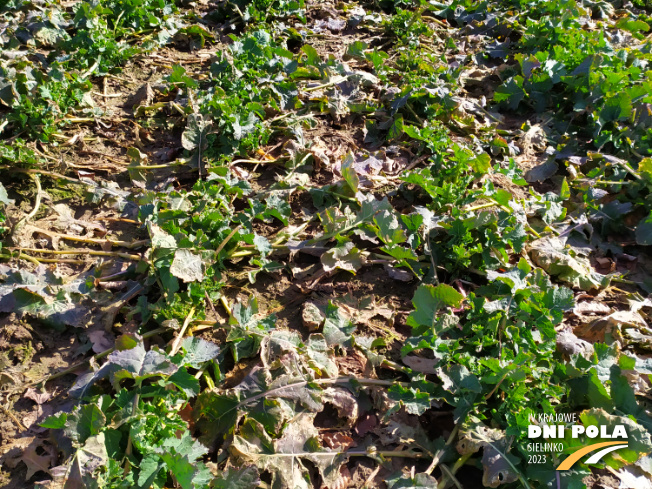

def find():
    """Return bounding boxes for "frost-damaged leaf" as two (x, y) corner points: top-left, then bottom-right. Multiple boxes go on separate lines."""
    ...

(170, 249), (204, 282)
(321, 242), (363, 274)
(232, 415), (348, 489)
(579, 408), (652, 469)
(385, 262), (413, 282)
(148, 222), (177, 249)
(265, 194), (292, 225)
(374, 209), (407, 245)
(20, 438), (53, 480)
(529, 237), (610, 291)
(313, 195), (393, 243)
(617, 467), (652, 489)
(487, 260), (529, 293)
(402, 355), (438, 374)
(556, 328), (594, 358)
(182, 113), (212, 152)
(127, 146), (149, 185)
(212, 466), (260, 489)
(302, 302), (325, 331)
(0, 182), (14, 205)
(322, 302), (356, 346)
(407, 284), (464, 333)
(387, 472), (438, 489)
(70, 342), (177, 397)
(227, 296), (276, 361)
(195, 339), (329, 445)
(322, 387), (359, 427)
(0, 265), (92, 330)
(67, 433), (108, 488)
(457, 421), (520, 488)
(178, 337), (220, 369)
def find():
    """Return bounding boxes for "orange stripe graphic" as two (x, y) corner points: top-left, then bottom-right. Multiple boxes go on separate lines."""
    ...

(557, 441), (625, 471)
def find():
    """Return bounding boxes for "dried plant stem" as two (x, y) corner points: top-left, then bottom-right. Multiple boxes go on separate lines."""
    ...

(215, 225), (243, 256)
(20, 255), (86, 265)
(0, 404), (27, 432)
(269, 449), (427, 459)
(436, 453), (472, 489)
(220, 296), (232, 316)
(92, 91), (124, 98)
(170, 306), (196, 356)
(127, 161), (186, 170)
(29, 227), (149, 249)
(426, 424), (460, 475)
(231, 158), (280, 165)
(9, 247), (143, 261)
(16, 253), (41, 266)
(362, 464), (381, 489)
(463, 201), (499, 213)
(0, 166), (81, 184)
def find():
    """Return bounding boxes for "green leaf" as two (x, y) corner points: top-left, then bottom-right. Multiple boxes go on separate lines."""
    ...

(599, 92), (632, 124)
(65, 404), (106, 444)
(194, 392), (241, 444)
(560, 178), (571, 200)
(138, 455), (164, 488)
(388, 114), (404, 141)
(437, 365), (483, 395)
(346, 41), (368, 59)
(387, 381), (435, 416)
(127, 146), (149, 184)
(228, 296), (276, 361)
(40, 412), (68, 430)
(302, 45), (320, 66)
(381, 244), (418, 262)
(469, 153), (491, 174)
(579, 408), (652, 469)
(156, 435), (211, 489)
(341, 153), (359, 194)
(636, 213), (652, 245)
(407, 284), (464, 331)
(494, 76), (526, 110)
(168, 367), (200, 397)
